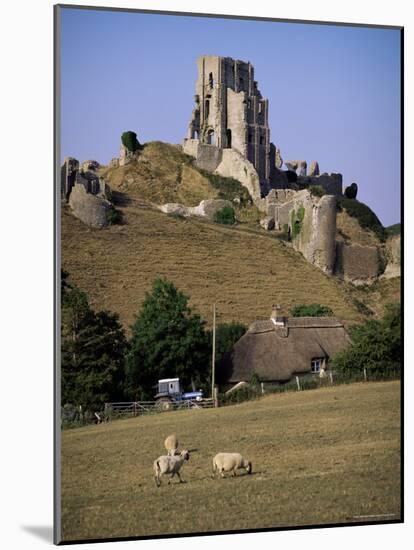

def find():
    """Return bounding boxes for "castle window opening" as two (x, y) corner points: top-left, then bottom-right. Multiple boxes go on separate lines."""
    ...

(207, 129), (216, 145)
(239, 77), (244, 90)
(260, 136), (264, 145)
(226, 129), (232, 149)
(247, 99), (252, 109)
(205, 99), (210, 119)
(209, 72), (214, 88)
(248, 133), (253, 144)
(258, 102), (263, 113)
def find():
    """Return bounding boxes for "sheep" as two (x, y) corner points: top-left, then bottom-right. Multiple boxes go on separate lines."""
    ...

(164, 434), (179, 456)
(153, 450), (190, 487)
(212, 452), (252, 478)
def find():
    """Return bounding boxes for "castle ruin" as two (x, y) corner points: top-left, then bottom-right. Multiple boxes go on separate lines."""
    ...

(61, 157), (113, 228)
(183, 55), (342, 199)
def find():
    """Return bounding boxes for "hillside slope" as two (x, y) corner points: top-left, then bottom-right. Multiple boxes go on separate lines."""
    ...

(62, 199), (377, 331)
(62, 141), (399, 329)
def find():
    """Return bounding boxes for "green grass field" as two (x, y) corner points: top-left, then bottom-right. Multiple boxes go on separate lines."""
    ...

(61, 381), (401, 542)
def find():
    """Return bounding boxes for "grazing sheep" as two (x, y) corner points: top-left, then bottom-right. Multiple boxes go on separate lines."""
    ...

(153, 450), (190, 487)
(212, 453), (252, 478)
(164, 434), (179, 456)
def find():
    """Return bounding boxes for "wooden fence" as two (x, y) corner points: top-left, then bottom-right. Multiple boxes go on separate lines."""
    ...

(105, 398), (215, 417)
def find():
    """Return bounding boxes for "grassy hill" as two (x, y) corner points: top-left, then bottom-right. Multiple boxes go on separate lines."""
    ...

(62, 141), (399, 330)
(62, 201), (368, 330)
(61, 380), (401, 542)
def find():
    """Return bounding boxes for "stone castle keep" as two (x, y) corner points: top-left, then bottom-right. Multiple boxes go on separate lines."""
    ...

(184, 56), (271, 183)
(183, 55), (342, 200)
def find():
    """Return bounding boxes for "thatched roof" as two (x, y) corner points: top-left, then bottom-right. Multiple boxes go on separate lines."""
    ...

(218, 317), (351, 384)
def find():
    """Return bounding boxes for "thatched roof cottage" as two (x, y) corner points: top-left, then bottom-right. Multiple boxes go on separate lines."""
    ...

(218, 311), (351, 386)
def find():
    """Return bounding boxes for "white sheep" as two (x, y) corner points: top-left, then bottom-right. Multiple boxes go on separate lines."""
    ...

(212, 452), (252, 478)
(153, 450), (190, 487)
(164, 434), (179, 456)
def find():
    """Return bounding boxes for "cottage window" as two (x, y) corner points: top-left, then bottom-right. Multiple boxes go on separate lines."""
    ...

(311, 358), (323, 373)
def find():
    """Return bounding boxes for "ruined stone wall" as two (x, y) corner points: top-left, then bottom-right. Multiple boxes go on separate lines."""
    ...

(194, 144), (223, 172)
(61, 157), (79, 201)
(297, 173), (343, 195)
(227, 88), (247, 156)
(335, 242), (381, 284)
(383, 235), (401, 278)
(260, 189), (337, 274)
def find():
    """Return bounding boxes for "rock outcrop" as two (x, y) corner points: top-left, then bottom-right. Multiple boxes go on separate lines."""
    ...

(69, 184), (112, 228)
(160, 199), (233, 220)
(214, 149), (261, 202)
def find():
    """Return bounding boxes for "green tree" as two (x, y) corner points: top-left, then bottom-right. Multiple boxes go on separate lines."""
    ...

(61, 284), (128, 409)
(126, 279), (210, 399)
(209, 321), (246, 365)
(332, 303), (401, 377)
(290, 304), (334, 317)
(121, 131), (141, 153)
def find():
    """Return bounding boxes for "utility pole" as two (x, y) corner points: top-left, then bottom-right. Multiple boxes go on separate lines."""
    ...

(211, 303), (216, 399)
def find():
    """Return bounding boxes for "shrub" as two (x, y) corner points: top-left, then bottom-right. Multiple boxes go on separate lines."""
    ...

(108, 207), (123, 225)
(386, 223), (401, 237)
(309, 185), (326, 197)
(201, 171), (252, 206)
(213, 206), (236, 225)
(291, 206), (305, 239)
(352, 298), (374, 317)
(121, 131), (142, 153)
(331, 303), (401, 378)
(290, 304), (334, 317)
(219, 384), (259, 405)
(344, 182), (358, 199)
(338, 198), (385, 242)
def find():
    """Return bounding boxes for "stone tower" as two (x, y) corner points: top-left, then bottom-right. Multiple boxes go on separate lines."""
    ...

(185, 55), (271, 185)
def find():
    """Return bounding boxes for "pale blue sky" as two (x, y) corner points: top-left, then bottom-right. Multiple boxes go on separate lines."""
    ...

(60, 7), (401, 226)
